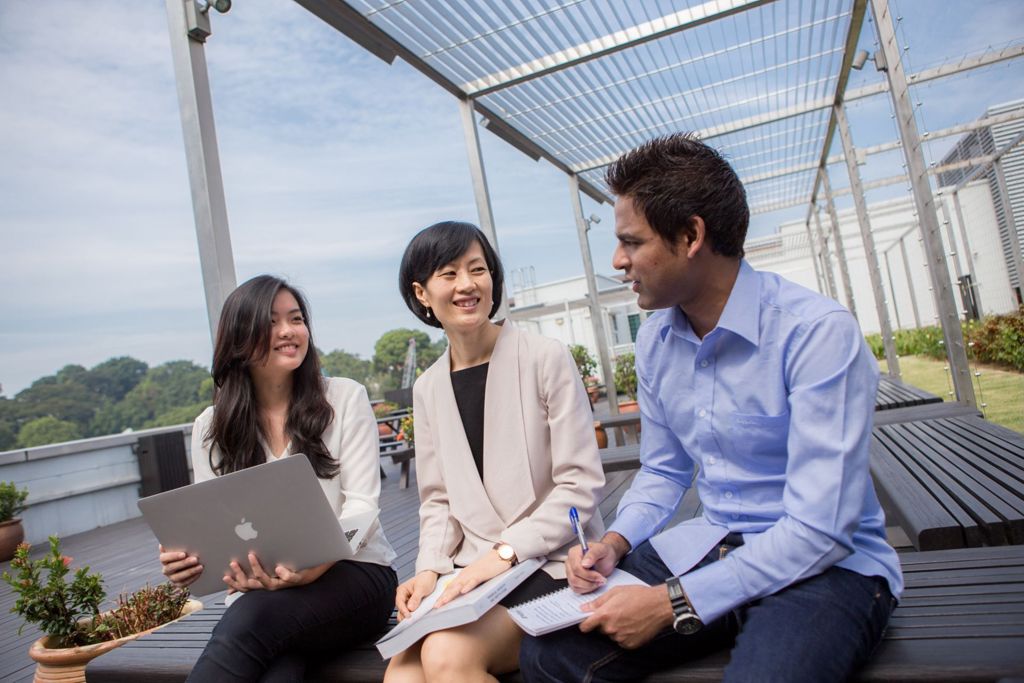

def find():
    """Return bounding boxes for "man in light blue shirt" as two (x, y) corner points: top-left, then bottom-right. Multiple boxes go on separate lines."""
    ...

(520, 134), (902, 682)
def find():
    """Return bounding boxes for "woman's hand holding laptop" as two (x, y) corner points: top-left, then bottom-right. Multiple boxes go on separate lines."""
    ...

(159, 544), (202, 587)
(223, 553), (333, 593)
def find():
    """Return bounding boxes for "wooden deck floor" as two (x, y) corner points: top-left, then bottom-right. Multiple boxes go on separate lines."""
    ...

(0, 460), (668, 682)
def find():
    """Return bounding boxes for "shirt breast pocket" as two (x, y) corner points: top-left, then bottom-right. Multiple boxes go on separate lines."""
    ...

(728, 412), (790, 460)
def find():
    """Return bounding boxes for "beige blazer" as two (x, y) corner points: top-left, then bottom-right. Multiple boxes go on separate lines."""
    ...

(413, 322), (605, 579)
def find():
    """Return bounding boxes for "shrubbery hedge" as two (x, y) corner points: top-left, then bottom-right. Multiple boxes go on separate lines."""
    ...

(865, 307), (1024, 372)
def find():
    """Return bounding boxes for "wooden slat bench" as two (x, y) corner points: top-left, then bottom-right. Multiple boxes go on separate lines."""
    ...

(875, 374), (944, 411)
(87, 544), (1024, 682)
(870, 414), (1024, 551)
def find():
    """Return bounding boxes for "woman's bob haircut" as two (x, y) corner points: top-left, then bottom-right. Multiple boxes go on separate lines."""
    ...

(398, 221), (505, 329)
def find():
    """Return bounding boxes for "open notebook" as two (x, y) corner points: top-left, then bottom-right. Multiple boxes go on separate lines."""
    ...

(508, 568), (648, 636)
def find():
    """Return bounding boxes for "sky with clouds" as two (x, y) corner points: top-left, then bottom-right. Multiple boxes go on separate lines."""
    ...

(1, 0), (1022, 396)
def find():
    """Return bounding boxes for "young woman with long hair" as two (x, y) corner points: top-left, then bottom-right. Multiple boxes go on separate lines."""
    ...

(383, 222), (606, 682)
(159, 274), (397, 682)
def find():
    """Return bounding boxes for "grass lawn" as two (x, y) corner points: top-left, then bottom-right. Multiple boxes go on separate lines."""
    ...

(879, 355), (1024, 434)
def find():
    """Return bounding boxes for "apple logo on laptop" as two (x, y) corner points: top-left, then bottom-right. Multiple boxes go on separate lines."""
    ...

(235, 518), (258, 541)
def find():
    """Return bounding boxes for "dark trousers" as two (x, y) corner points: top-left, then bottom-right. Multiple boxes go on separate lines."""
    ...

(519, 540), (895, 683)
(187, 560), (397, 683)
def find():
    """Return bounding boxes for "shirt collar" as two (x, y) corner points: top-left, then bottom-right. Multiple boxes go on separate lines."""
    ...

(659, 260), (760, 347)
(715, 260), (760, 347)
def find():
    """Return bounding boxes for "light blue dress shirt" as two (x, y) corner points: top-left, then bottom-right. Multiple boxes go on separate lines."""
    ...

(609, 261), (903, 624)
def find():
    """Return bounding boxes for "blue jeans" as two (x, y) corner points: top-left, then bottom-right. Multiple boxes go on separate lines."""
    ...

(519, 540), (895, 683)
(186, 560), (396, 683)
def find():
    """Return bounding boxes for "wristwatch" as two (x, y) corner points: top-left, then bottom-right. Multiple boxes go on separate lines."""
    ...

(493, 542), (518, 566)
(666, 576), (703, 635)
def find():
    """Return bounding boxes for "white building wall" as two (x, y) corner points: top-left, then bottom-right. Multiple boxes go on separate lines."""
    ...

(755, 186), (1017, 335)
(509, 274), (647, 384)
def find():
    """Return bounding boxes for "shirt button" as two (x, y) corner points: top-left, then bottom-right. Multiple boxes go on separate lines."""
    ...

(708, 456), (717, 465)
(731, 513), (739, 520)
(700, 360), (709, 368)
(725, 491), (734, 499)
(698, 409), (707, 418)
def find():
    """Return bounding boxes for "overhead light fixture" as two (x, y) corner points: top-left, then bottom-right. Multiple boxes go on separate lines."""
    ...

(187, 0), (230, 41)
(850, 49), (888, 73)
(199, 0), (232, 13)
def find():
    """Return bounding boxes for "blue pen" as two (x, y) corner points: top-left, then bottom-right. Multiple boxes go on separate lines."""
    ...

(569, 506), (589, 554)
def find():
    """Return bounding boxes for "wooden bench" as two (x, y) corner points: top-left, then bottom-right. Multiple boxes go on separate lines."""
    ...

(875, 374), (944, 411)
(87, 544), (1024, 682)
(870, 414), (1024, 551)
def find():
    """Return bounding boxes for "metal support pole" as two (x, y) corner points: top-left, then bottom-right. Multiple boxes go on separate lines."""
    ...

(870, 0), (975, 406)
(951, 190), (984, 315)
(813, 206), (839, 299)
(805, 220), (825, 293)
(937, 196), (969, 318)
(569, 174), (618, 414)
(883, 251), (903, 331)
(165, 0), (236, 341)
(819, 168), (859, 320)
(458, 97), (508, 319)
(835, 104), (898, 374)
(993, 159), (1024, 298)
(898, 237), (922, 329)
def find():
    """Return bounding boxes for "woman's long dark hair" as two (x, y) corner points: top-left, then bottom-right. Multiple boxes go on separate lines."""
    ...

(206, 275), (338, 479)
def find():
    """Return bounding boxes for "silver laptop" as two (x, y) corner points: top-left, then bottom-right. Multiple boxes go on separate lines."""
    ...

(138, 454), (377, 597)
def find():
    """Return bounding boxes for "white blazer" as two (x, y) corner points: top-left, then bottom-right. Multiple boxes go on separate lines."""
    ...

(413, 322), (605, 578)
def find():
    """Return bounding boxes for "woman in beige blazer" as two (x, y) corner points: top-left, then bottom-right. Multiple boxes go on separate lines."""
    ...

(384, 221), (606, 683)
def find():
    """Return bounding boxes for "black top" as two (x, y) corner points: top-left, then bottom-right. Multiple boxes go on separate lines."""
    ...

(450, 362), (488, 479)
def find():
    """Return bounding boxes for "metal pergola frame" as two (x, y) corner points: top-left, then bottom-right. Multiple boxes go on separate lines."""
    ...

(165, 0), (1024, 409)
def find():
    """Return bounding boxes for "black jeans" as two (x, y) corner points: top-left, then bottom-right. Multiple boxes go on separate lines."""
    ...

(520, 539), (895, 683)
(187, 560), (397, 683)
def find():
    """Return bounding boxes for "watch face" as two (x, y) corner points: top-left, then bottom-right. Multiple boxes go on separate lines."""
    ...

(497, 544), (515, 561)
(673, 614), (702, 635)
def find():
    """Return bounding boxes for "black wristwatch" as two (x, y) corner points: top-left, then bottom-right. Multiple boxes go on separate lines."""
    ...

(666, 576), (703, 635)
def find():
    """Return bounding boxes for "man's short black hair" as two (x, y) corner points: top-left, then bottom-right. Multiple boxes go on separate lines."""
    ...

(606, 133), (748, 258)
(398, 221), (505, 328)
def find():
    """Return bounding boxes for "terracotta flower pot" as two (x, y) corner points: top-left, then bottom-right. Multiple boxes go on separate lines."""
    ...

(618, 400), (640, 413)
(593, 421), (609, 449)
(27, 598), (203, 682)
(0, 517), (25, 561)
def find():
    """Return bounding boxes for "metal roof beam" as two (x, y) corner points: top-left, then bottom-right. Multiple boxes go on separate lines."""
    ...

(741, 105), (1024, 185)
(749, 153), (1003, 214)
(571, 42), (1024, 174)
(463, 0), (778, 97)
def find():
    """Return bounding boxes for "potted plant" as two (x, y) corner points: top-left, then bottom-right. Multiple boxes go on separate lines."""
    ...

(569, 344), (600, 405)
(614, 353), (639, 412)
(396, 414), (414, 446)
(0, 480), (29, 561)
(2, 536), (202, 682)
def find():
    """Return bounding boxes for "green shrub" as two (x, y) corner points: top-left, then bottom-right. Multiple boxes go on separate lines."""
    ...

(0, 481), (29, 522)
(613, 353), (638, 402)
(863, 307), (1024, 372)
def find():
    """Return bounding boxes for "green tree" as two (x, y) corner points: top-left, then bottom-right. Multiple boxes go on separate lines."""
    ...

(17, 416), (82, 448)
(320, 348), (372, 384)
(114, 360), (209, 431)
(145, 402), (210, 428)
(15, 380), (103, 430)
(373, 329), (444, 386)
(0, 398), (17, 451)
(83, 357), (148, 402)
